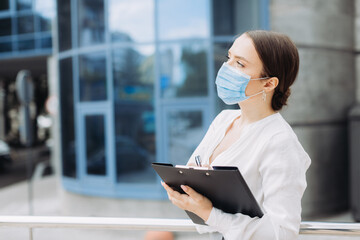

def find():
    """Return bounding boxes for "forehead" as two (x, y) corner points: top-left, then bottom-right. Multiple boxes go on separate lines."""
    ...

(228, 34), (262, 65)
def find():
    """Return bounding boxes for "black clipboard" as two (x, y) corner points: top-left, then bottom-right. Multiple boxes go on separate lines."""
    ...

(152, 163), (263, 225)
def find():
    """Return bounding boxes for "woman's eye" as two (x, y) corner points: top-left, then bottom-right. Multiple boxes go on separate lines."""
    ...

(225, 55), (230, 60)
(237, 61), (245, 67)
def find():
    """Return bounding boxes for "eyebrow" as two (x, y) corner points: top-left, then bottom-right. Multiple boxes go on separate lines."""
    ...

(228, 51), (250, 64)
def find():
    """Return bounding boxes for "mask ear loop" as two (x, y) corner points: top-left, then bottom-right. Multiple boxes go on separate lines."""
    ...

(262, 91), (266, 102)
(250, 76), (270, 101)
(246, 75), (269, 100)
(251, 76), (270, 80)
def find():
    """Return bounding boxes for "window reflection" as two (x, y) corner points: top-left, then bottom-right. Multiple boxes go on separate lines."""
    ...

(213, 0), (259, 36)
(18, 39), (35, 51)
(113, 46), (156, 183)
(40, 36), (52, 49)
(158, 0), (209, 40)
(59, 58), (76, 178)
(35, 0), (56, 16)
(0, 41), (11, 53)
(0, 18), (12, 37)
(17, 0), (32, 11)
(17, 15), (35, 34)
(79, 52), (107, 101)
(86, 115), (106, 176)
(167, 110), (203, 166)
(160, 42), (208, 98)
(78, 0), (105, 46)
(57, 0), (72, 51)
(109, 0), (154, 43)
(0, 1), (9, 11)
(39, 15), (51, 32)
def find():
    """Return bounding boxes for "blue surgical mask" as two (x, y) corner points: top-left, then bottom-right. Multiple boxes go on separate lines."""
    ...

(215, 62), (269, 105)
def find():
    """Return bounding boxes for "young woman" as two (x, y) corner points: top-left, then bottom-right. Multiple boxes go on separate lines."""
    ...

(161, 30), (311, 240)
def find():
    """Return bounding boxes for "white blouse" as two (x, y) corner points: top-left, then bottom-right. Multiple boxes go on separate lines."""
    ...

(187, 110), (311, 240)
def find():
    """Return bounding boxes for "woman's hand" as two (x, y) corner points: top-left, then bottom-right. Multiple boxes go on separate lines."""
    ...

(161, 181), (213, 222)
(187, 162), (212, 169)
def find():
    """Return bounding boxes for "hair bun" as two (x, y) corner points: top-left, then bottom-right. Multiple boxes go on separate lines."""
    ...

(274, 90), (284, 98)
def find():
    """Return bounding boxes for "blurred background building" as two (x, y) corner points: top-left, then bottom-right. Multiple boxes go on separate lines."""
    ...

(0, 0), (359, 239)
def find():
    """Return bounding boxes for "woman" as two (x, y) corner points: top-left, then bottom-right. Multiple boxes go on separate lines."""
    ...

(161, 30), (311, 240)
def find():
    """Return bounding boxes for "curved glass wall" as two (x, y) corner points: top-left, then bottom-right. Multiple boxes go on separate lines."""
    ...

(57, 0), (268, 199)
(0, 0), (55, 57)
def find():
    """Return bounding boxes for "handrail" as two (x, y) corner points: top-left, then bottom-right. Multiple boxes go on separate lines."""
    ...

(0, 216), (195, 232)
(1, 216), (360, 236)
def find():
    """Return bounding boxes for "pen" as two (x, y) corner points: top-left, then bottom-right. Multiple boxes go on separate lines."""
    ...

(195, 155), (202, 167)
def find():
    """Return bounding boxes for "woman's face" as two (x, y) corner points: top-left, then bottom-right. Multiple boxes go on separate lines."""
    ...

(227, 33), (265, 97)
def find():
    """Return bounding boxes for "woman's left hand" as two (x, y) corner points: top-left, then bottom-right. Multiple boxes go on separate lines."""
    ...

(161, 181), (213, 222)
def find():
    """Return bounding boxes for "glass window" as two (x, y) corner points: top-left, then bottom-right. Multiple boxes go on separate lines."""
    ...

(157, 0), (209, 41)
(40, 36), (52, 49)
(57, 0), (72, 51)
(113, 46), (156, 183)
(0, 41), (12, 53)
(213, 42), (238, 113)
(38, 15), (51, 32)
(79, 52), (107, 101)
(18, 39), (35, 50)
(159, 42), (208, 98)
(109, 0), (154, 43)
(86, 115), (106, 176)
(59, 57), (76, 178)
(213, 0), (260, 36)
(34, 0), (55, 33)
(17, 15), (35, 34)
(0, 18), (12, 37)
(35, 0), (55, 13)
(167, 110), (204, 166)
(0, 1), (9, 11)
(78, 0), (105, 47)
(17, 0), (32, 11)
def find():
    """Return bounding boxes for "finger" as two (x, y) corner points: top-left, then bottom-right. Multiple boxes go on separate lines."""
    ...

(161, 182), (175, 194)
(168, 194), (189, 210)
(161, 182), (182, 199)
(186, 162), (197, 167)
(202, 163), (212, 169)
(161, 182), (174, 199)
(181, 185), (202, 201)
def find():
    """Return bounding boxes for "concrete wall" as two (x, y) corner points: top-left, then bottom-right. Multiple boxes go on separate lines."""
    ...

(350, 0), (360, 221)
(270, 0), (356, 217)
(356, 0), (360, 101)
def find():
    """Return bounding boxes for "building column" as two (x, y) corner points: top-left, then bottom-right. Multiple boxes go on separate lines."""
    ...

(349, 0), (360, 222)
(0, 80), (5, 140)
(270, 0), (355, 217)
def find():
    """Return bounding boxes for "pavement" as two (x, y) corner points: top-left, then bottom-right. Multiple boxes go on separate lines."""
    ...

(0, 145), (50, 188)
(0, 176), (359, 240)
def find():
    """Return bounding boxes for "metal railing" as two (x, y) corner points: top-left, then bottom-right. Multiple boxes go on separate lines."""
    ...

(1, 216), (360, 239)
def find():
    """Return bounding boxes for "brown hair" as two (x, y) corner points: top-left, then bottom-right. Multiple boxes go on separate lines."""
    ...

(245, 30), (299, 111)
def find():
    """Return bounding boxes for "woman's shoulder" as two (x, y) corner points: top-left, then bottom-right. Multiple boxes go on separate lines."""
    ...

(260, 113), (311, 166)
(260, 113), (297, 139)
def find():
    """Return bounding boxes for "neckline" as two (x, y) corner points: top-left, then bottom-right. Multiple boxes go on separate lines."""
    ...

(208, 111), (280, 166)
(234, 110), (280, 126)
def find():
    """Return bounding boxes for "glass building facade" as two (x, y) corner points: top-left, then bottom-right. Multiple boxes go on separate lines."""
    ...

(0, 0), (55, 58)
(57, 0), (269, 199)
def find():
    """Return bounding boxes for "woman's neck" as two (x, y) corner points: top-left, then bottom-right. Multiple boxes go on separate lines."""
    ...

(238, 99), (276, 125)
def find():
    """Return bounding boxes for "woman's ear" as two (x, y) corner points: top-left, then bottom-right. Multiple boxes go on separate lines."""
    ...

(263, 77), (279, 91)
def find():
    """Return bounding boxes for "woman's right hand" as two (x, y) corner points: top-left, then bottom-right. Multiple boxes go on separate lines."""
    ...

(187, 162), (212, 169)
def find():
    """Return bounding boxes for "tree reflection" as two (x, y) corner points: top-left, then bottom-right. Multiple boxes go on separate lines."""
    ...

(177, 47), (207, 97)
